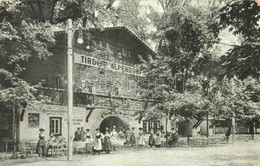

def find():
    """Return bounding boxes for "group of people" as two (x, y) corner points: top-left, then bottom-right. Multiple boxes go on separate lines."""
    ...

(73, 127), (93, 142)
(74, 126), (119, 155)
(36, 126), (179, 157)
(36, 128), (65, 157)
(123, 127), (178, 148)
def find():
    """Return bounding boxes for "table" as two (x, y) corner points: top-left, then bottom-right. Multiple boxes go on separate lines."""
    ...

(3, 139), (13, 152)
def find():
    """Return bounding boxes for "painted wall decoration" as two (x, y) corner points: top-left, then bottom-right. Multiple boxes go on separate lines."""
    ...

(28, 113), (40, 128)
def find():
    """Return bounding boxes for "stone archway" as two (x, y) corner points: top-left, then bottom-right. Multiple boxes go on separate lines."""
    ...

(99, 116), (129, 134)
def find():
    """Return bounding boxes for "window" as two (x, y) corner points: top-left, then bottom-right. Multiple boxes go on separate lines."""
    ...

(143, 120), (160, 134)
(28, 113), (39, 128)
(49, 117), (62, 136)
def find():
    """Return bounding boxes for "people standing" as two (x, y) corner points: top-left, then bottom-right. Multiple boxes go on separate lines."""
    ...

(125, 127), (131, 146)
(225, 127), (231, 143)
(155, 130), (161, 148)
(80, 127), (86, 141)
(148, 130), (155, 148)
(129, 127), (136, 146)
(93, 128), (103, 155)
(103, 128), (112, 154)
(110, 126), (118, 151)
(118, 127), (125, 140)
(85, 128), (93, 140)
(137, 127), (146, 147)
(74, 127), (81, 142)
(36, 128), (47, 157)
(167, 127), (178, 147)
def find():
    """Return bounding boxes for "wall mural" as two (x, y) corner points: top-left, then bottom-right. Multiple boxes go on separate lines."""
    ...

(28, 113), (40, 128)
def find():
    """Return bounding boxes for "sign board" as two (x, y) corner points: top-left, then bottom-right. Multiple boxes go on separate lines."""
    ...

(74, 53), (143, 76)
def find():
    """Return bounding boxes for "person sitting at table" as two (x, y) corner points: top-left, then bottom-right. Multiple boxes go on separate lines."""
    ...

(46, 133), (58, 156)
(74, 127), (81, 142)
(80, 127), (86, 141)
(36, 128), (47, 157)
(93, 128), (103, 155)
(103, 127), (112, 154)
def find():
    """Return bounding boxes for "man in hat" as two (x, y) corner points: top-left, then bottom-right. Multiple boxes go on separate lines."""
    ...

(80, 127), (86, 141)
(129, 127), (136, 146)
(74, 127), (81, 142)
(93, 128), (103, 155)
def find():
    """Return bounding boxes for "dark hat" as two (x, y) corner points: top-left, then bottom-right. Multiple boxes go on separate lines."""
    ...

(39, 128), (45, 131)
(86, 128), (90, 131)
(171, 127), (175, 130)
(132, 127), (135, 129)
(139, 127), (143, 130)
(96, 128), (100, 131)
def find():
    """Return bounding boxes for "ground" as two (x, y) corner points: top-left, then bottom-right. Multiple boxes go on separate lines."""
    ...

(1, 142), (260, 166)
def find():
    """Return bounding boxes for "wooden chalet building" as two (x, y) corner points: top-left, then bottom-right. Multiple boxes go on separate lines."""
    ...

(17, 26), (171, 141)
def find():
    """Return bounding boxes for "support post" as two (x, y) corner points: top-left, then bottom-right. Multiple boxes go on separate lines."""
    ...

(67, 19), (73, 161)
(12, 106), (16, 153)
(231, 114), (235, 145)
(206, 112), (209, 137)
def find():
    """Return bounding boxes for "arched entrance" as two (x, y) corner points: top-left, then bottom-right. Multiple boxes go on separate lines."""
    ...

(99, 116), (129, 134)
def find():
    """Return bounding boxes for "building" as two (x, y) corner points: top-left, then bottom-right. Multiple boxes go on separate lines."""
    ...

(17, 26), (171, 141)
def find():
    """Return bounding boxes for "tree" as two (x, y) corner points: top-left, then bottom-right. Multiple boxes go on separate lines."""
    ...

(0, 0), (110, 153)
(218, 0), (260, 80)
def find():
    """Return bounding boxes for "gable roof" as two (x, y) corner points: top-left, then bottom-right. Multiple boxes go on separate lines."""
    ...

(54, 26), (157, 56)
(95, 26), (157, 56)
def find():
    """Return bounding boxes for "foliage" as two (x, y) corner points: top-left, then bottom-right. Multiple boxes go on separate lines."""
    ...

(218, 0), (260, 80)
(0, 0), (119, 114)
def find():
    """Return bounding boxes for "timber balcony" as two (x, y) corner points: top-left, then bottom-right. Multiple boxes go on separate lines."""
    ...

(37, 86), (149, 108)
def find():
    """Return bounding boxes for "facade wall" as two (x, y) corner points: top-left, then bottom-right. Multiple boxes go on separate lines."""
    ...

(19, 104), (156, 141)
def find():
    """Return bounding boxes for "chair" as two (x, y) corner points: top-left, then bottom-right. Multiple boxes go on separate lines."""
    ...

(86, 143), (93, 154)
(73, 142), (86, 154)
(21, 142), (33, 154)
(52, 145), (64, 157)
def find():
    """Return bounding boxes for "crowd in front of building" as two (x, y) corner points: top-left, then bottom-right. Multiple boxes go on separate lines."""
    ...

(34, 125), (180, 158)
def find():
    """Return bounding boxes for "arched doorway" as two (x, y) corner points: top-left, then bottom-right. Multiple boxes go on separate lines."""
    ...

(99, 116), (129, 134)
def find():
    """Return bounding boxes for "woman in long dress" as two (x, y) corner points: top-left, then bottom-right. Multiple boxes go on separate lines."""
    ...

(148, 131), (155, 147)
(103, 129), (112, 154)
(110, 126), (118, 151)
(137, 127), (146, 147)
(36, 128), (47, 157)
(93, 128), (103, 155)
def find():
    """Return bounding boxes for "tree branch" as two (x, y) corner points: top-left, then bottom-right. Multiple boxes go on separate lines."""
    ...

(50, 0), (59, 24)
